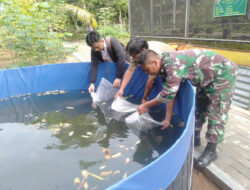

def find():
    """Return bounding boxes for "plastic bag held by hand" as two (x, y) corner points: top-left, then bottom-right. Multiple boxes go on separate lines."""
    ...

(125, 112), (162, 132)
(111, 97), (138, 113)
(111, 97), (139, 121)
(91, 78), (118, 103)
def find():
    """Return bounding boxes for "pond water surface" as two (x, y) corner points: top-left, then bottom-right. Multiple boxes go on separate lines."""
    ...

(0, 91), (184, 190)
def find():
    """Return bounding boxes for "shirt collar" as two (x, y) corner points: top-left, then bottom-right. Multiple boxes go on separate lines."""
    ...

(103, 38), (107, 48)
(101, 38), (107, 53)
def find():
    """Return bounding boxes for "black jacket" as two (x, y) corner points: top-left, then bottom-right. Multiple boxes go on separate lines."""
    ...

(90, 37), (129, 83)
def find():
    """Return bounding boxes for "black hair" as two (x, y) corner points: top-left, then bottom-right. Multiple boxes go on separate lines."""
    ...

(86, 30), (101, 47)
(126, 37), (149, 56)
(137, 49), (158, 65)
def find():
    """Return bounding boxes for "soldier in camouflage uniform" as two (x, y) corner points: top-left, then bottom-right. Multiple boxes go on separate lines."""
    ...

(137, 49), (237, 168)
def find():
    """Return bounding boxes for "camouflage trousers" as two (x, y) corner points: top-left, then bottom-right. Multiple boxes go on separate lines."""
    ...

(195, 62), (238, 144)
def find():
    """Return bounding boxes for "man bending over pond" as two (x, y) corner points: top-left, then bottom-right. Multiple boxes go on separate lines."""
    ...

(137, 49), (237, 168)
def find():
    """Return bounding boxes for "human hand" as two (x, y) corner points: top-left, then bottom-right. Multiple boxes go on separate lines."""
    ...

(113, 78), (121, 88)
(141, 98), (148, 104)
(91, 102), (97, 109)
(88, 83), (95, 93)
(114, 89), (124, 99)
(161, 119), (170, 130)
(137, 103), (149, 114)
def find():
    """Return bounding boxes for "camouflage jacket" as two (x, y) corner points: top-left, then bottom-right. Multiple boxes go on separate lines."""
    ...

(157, 49), (237, 103)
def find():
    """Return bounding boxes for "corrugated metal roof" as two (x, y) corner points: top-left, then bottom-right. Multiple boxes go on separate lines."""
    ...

(232, 66), (250, 110)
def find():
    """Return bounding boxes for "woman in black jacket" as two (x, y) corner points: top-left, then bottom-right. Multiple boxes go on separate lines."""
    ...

(86, 31), (129, 93)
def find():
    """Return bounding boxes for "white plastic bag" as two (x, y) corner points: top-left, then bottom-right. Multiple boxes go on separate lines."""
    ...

(96, 100), (114, 124)
(111, 97), (138, 113)
(97, 100), (130, 123)
(91, 78), (118, 103)
(125, 112), (162, 133)
(111, 97), (139, 121)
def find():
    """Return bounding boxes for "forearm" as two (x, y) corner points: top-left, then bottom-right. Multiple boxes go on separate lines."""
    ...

(138, 96), (163, 114)
(145, 98), (162, 108)
(165, 98), (175, 121)
(120, 66), (135, 90)
(143, 76), (155, 99)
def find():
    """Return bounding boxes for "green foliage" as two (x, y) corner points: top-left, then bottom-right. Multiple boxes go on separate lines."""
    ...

(66, 0), (128, 26)
(52, 12), (69, 33)
(63, 0), (129, 43)
(97, 7), (114, 36)
(97, 7), (113, 26)
(64, 4), (98, 32)
(97, 24), (129, 44)
(93, 1), (129, 43)
(0, 0), (129, 68)
(0, 0), (73, 67)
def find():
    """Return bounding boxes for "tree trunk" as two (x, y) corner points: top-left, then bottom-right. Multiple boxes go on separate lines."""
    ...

(118, 6), (122, 25)
(82, 2), (86, 9)
(104, 19), (106, 37)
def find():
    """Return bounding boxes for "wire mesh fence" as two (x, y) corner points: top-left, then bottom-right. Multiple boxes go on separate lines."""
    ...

(129, 0), (250, 42)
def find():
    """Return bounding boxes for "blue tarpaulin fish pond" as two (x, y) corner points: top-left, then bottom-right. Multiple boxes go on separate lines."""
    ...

(0, 62), (195, 189)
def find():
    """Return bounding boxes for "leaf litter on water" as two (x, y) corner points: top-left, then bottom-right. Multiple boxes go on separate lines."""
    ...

(74, 177), (81, 185)
(100, 171), (113, 177)
(99, 165), (106, 170)
(82, 170), (88, 179)
(81, 135), (89, 138)
(102, 148), (111, 160)
(83, 182), (89, 190)
(88, 172), (104, 181)
(125, 157), (131, 164)
(87, 132), (93, 136)
(122, 172), (127, 179)
(111, 152), (122, 159)
(113, 170), (120, 176)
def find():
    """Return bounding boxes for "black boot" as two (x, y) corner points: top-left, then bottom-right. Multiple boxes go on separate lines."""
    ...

(195, 143), (217, 168)
(194, 131), (201, 147)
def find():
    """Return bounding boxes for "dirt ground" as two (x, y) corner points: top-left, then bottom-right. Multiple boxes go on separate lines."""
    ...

(63, 41), (91, 63)
(193, 169), (221, 190)
(0, 49), (15, 69)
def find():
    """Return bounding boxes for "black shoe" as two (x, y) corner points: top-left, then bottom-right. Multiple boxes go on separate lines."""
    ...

(195, 143), (218, 168)
(194, 131), (201, 147)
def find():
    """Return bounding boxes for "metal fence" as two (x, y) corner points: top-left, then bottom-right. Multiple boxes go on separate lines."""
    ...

(129, 0), (250, 110)
(129, 0), (250, 43)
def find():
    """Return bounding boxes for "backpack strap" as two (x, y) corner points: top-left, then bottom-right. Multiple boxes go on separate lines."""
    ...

(104, 37), (112, 77)
(105, 37), (113, 55)
(105, 37), (130, 62)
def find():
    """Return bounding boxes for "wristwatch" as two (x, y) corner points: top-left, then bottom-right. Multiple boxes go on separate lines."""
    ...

(143, 97), (149, 101)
